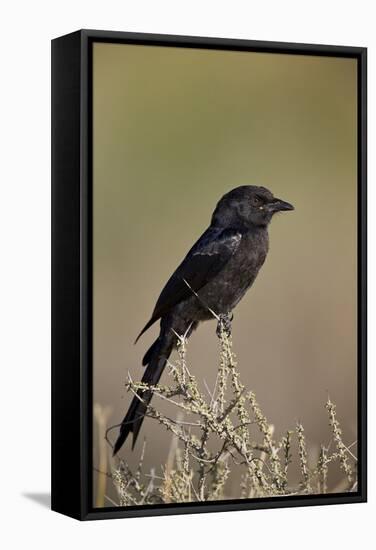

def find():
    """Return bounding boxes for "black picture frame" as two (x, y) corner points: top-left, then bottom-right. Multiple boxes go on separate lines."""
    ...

(51, 29), (367, 521)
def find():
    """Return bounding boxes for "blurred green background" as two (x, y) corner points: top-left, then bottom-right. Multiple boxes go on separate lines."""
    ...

(92, 43), (357, 505)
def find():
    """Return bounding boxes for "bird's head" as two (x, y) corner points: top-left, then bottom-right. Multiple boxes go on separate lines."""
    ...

(211, 185), (294, 229)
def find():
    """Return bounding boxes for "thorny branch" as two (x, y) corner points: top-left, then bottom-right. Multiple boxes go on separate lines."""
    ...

(102, 324), (357, 505)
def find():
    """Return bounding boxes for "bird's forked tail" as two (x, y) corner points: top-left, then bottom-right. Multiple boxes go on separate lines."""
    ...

(112, 337), (172, 455)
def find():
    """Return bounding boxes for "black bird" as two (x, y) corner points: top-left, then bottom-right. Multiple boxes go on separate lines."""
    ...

(113, 185), (293, 455)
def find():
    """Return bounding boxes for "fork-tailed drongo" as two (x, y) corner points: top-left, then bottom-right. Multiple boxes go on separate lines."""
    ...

(113, 185), (294, 455)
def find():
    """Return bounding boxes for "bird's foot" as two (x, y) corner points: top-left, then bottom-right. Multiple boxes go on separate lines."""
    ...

(216, 312), (233, 338)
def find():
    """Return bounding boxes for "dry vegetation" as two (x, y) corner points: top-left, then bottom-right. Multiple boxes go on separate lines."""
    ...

(97, 322), (357, 507)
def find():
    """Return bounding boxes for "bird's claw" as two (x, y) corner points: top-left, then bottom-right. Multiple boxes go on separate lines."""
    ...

(216, 312), (233, 338)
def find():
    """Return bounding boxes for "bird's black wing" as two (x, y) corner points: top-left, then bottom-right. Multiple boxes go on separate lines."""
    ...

(135, 227), (242, 341)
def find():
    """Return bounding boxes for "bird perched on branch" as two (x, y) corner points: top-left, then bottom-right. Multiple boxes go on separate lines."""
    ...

(113, 185), (294, 455)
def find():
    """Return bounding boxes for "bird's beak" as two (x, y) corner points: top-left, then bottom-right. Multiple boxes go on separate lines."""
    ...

(268, 198), (294, 212)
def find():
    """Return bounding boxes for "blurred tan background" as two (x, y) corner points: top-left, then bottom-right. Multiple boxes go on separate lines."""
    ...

(92, 43), (357, 505)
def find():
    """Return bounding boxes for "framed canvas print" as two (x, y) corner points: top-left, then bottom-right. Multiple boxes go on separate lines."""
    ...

(51, 29), (367, 520)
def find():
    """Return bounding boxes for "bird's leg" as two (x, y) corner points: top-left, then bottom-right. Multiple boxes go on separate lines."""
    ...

(216, 312), (234, 338)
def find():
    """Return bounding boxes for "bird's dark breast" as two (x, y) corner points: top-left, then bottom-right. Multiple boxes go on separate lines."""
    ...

(178, 229), (269, 321)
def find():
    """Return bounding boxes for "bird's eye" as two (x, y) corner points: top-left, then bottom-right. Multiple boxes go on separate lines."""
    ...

(251, 196), (263, 207)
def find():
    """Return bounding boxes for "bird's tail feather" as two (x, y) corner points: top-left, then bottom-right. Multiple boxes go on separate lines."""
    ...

(113, 338), (171, 455)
